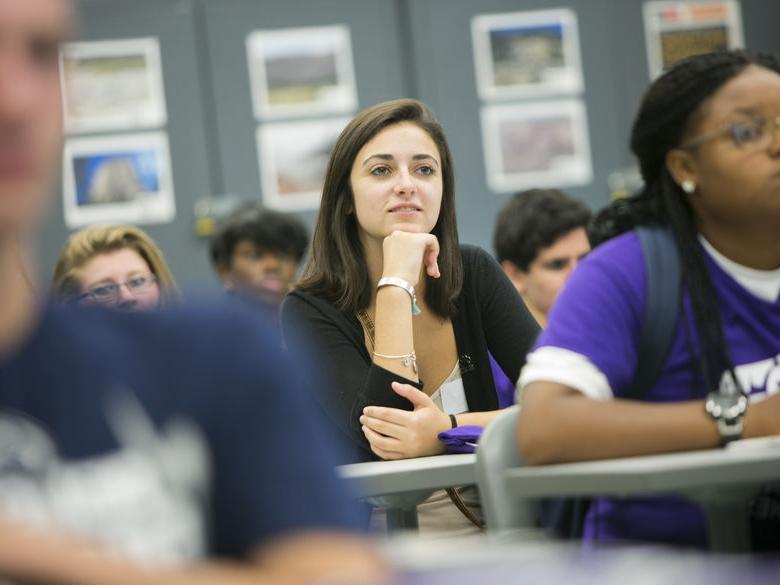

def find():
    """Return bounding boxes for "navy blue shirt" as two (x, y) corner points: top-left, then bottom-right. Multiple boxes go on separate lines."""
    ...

(0, 302), (363, 564)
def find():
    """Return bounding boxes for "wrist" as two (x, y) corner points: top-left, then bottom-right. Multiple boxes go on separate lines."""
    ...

(436, 412), (455, 435)
(743, 403), (767, 439)
(376, 283), (411, 299)
(377, 277), (421, 316)
(375, 283), (415, 316)
(704, 391), (747, 446)
(431, 440), (447, 455)
(380, 271), (418, 287)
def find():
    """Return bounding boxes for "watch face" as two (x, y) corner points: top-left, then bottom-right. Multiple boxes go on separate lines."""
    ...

(706, 388), (747, 445)
(707, 400), (722, 418)
(707, 393), (748, 422)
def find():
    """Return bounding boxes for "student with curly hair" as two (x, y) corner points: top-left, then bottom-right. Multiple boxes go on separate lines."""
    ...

(210, 205), (308, 307)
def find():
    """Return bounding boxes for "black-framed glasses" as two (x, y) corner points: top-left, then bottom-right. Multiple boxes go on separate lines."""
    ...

(680, 115), (780, 150)
(78, 274), (157, 304)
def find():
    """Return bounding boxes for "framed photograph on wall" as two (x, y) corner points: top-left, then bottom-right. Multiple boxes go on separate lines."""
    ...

(62, 132), (175, 228)
(247, 25), (358, 119)
(60, 37), (167, 133)
(480, 100), (592, 193)
(471, 9), (583, 100)
(643, 1), (743, 79)
(257, 117), (348, 211)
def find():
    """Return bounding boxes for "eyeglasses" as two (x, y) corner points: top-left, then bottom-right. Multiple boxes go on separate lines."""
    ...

(78, 274), (157, 304)
(680, 115), (780, 151)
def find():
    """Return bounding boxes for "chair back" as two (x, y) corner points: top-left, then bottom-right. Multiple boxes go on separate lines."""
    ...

(475, 405), (537, 533)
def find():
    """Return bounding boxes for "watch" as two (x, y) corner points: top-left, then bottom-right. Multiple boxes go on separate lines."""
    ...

(705, 391), (748, 446)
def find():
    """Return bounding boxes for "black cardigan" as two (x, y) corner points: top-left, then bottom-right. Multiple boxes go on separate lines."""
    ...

(280, 245), (540, 462)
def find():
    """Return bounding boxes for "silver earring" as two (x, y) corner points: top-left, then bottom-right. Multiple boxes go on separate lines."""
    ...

(681, 179), (696, 194)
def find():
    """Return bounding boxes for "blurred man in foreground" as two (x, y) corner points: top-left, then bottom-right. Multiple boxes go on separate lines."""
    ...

(0, 1), (386, 583)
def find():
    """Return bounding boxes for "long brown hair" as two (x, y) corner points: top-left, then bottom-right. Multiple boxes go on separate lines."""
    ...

(297, 98), (463, 318)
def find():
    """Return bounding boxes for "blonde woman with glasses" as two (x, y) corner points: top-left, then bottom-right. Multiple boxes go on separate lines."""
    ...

(51, 224), (179, 310)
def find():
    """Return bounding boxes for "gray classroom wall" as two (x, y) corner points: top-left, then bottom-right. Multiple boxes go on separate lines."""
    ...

(38, 0), (780, 292)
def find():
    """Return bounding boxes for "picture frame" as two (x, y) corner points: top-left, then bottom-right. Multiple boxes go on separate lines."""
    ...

(257, 117), (349, 211)
(246, 25), (358, 119)
(480, 100), (593, 192)
(472, 9), (583, 100)
(60, 37), (167, 133)
(62, 132), (176, 228)
(643, 1), (743, 79)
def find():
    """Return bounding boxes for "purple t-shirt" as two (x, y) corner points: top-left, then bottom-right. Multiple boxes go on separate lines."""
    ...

(534, 231), (780, 546)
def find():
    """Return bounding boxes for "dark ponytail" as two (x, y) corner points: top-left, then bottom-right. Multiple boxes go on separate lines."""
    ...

(591, 50), (780, 396)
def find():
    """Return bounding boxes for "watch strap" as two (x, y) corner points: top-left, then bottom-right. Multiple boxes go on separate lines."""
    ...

(716, 416), (744, 446)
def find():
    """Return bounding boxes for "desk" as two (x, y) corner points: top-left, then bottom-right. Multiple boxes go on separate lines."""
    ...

(337, 453), (476, 529)
(504, 442), (780, 551)
(387, 535), (780, 585)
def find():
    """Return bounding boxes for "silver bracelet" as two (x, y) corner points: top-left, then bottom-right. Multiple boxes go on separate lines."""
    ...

(372, 350), (418, 374)
(377, 276), (421, 316)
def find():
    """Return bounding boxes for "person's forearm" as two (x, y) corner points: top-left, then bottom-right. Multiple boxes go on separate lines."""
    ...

(373, 286), (418, 381)
(0, 526), (387, 585)
(454, 410), (500, 428)
(2, 536), (272, 585)
(517, 383), (726, 465)
(76, 561), (271, 585)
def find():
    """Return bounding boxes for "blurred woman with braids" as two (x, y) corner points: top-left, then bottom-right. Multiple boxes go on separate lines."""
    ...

(517, 49), (780, 548)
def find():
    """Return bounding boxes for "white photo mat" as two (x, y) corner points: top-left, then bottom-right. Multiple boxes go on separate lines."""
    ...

(643, 1), (743, 79)
(257, 117), (349, 211)
(62, 132), (176, 229)
(471, 8), (583, 100)
(60, 37), (167, 133)
(480, 100), (593, 193)
(246, 25), (358, 120)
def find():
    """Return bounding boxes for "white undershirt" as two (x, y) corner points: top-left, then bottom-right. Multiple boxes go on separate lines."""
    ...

(518, 235), (780, 402)
(698, 235), (780, 302)
(430, 361), (469, 414)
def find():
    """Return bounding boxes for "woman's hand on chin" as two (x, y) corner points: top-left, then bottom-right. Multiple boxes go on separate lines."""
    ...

(360, 382), (450, 460)
(381, 231), (440, 286)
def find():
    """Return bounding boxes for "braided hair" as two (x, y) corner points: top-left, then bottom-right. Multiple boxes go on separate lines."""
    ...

(590, 50), (780, 397)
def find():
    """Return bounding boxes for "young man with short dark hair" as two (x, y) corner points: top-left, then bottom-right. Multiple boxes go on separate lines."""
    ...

(494, 189), (592, 327)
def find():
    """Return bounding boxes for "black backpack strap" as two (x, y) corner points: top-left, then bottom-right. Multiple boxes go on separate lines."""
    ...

(538, 226), (682, 540)
(625, 226), (682, 400)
